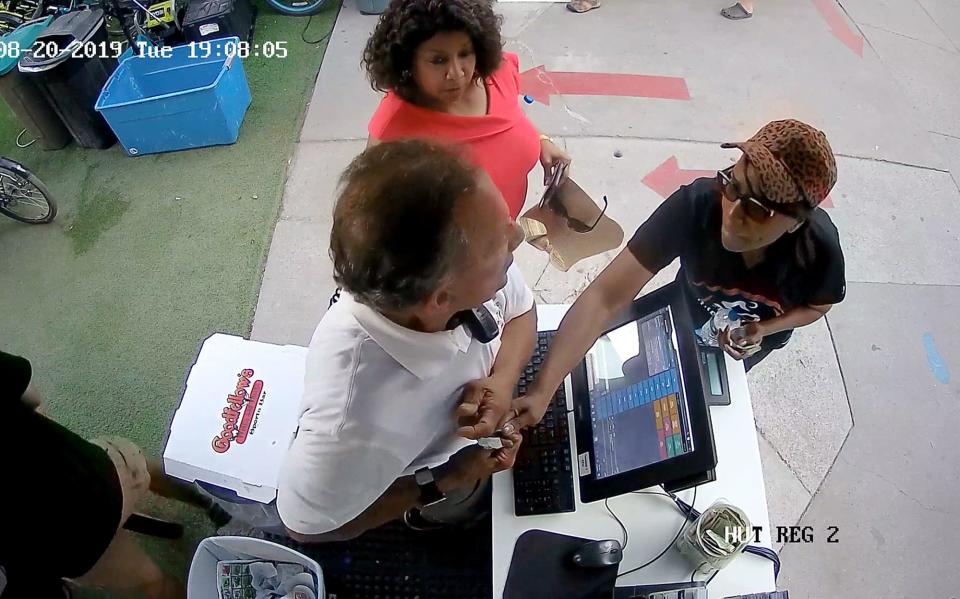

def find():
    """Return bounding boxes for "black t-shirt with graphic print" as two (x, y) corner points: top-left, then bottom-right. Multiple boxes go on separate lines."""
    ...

(628, 177), (845, 349)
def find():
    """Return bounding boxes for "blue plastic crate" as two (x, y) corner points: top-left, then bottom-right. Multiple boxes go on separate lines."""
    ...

(95, 37), (250, 156)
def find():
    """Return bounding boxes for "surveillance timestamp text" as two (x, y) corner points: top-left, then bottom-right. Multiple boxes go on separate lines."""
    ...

(0, 40), (290, 61)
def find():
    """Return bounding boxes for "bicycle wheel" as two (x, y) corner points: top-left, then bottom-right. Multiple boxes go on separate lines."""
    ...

(0, 160), (57, 224)
(265, 0), (329, 16)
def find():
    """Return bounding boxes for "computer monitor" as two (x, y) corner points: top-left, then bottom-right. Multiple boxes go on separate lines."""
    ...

(571, 282), (717, 503)
(586, 305), (693, 478)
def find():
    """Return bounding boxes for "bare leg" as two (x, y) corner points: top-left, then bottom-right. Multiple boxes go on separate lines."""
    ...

(741, 0), (754, 12)
(146, 457), (212, 509)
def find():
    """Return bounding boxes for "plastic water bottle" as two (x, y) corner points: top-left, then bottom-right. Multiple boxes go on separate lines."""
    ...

(697, 308), (741, 347)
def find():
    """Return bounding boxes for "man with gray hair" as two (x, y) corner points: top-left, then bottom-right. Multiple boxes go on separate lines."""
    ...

(277, 140), (536, 542)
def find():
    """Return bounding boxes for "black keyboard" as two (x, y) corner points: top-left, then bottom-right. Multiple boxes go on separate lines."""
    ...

(272, 519), (491, 599)
(512, 330), (576, 516)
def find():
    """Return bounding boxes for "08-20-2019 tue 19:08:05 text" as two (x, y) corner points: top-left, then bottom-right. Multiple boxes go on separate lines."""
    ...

(0, 40), (289, 61)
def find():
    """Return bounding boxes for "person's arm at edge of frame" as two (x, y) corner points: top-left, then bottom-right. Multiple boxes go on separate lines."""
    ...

(284, 461), (464, 544)
(492, 305), (538, 387)
(21, 383), (43, 412)
(502, 250), (658, 435)
(536, 129), (572, 186)
(284, 439), (522, 544)
(2, 350), (43, 412)
(458, 305), (538, 439)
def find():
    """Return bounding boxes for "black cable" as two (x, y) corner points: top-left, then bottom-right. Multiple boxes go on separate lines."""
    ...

(672, 494), (700, 521)
(688, 564), (719, 585)
(616, 486), (697, 579)
(604, 497), (629, 551)
(687, 548), (778, 584)
(301, 14), (333, 45)
(684, 535), (779, 585)
(630, 488), (699, 522)
(744, 545), (781, 581)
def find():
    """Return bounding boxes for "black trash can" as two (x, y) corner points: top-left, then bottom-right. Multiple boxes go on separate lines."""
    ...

(0, 18), (71, 150)
(183, 0), (256, 44)
(18, 9), (118, 149)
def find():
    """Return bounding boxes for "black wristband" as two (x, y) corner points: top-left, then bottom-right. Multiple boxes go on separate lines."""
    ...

(415, 467), (445, 507)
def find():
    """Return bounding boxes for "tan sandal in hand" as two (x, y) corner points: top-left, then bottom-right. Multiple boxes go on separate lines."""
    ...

(520, 178), (624, 272)
(567, 0), (600, 13)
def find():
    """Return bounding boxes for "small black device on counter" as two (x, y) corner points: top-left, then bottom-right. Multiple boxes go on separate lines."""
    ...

(182, 0), (256, 43)
(697, 344), (731, 406)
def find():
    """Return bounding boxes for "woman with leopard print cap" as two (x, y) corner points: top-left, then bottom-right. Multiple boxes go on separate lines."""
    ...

(501, 119), (846, 433)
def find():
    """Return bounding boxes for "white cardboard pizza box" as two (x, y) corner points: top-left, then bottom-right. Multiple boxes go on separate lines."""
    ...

(163, 333), (307, 503)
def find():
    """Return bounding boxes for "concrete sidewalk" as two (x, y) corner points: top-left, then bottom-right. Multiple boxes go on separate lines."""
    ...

(252, 1), (960, 596)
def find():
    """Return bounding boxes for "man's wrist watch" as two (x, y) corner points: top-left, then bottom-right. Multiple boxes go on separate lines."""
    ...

(415, 467), (446, 507)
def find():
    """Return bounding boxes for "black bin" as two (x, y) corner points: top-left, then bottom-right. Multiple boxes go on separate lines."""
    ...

(0, 19), (71, 150)
(19, 9), (118, 149)
(183, 0), (256, 44)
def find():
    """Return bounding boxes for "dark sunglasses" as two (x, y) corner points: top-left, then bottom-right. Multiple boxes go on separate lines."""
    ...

(541, 163), (609, 233)
(717, 167), (779, 222)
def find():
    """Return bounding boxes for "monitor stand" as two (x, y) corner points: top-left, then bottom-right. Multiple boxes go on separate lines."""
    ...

(662, 469), (716, 494)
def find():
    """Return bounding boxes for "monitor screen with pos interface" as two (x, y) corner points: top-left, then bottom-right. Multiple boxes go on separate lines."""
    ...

(571, 282), (717, 503)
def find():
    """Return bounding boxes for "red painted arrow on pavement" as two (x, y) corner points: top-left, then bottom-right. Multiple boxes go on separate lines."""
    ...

(811, 0), (864, 58)
(520, 65), (690, 106)
(642, 156), (833, 208)
(642, 156), (714, 199)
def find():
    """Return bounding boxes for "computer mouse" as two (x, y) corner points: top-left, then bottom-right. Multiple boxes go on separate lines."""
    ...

(570, 539), (623, 568)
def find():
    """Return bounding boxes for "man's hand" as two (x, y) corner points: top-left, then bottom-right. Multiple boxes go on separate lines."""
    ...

(21, 383), (45, 414)
(456, 376), (515, 439)
(447, 433), (523, 487)
(499, 390), (552, 436)
(719, 321), (764, 360)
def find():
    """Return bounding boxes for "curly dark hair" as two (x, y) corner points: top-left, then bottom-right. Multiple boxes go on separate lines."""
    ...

(363, 0), (503, 103)
(330, 140), (479, 312)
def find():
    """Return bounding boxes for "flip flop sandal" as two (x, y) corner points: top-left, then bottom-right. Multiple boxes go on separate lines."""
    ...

(721, 2), (752, 19)
(567, 0), (600, 13)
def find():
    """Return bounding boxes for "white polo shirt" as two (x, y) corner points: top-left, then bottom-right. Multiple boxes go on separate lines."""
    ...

(277, 264), (534, 535)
